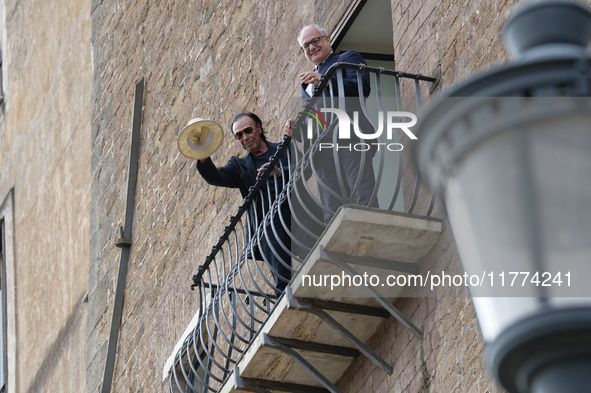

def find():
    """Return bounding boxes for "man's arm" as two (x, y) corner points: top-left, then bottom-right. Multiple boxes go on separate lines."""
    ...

(329, 50), (371, 97)
(196, 157), (242, 189)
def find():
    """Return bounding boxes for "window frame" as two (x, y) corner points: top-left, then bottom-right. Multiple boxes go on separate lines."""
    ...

(0, 42), (4, 103)
(0, 190), (15, 393)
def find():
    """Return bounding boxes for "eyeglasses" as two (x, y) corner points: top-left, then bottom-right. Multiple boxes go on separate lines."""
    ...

(300, 36), (326, 51)
(233, 126), (255, 140)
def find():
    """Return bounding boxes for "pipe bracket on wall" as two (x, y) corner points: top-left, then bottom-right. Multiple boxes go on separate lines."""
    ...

(101, 77), (144, 393)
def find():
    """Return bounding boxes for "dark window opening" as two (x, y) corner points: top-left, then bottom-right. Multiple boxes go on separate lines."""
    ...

(0, 49), (4, 104)
(0, 219), (6, 392)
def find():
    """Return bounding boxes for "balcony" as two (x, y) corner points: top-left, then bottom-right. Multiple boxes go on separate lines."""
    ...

(166, 63), (441, 393)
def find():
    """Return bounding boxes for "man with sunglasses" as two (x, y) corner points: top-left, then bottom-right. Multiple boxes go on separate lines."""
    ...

(286, 24), (377, 223)
(196, 112), (292, 294)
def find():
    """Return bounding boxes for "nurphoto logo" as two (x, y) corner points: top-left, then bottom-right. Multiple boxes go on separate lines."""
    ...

(304, 107), (418, 152)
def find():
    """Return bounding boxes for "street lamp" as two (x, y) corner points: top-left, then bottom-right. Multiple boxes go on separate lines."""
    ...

(414, 1), (591, 392)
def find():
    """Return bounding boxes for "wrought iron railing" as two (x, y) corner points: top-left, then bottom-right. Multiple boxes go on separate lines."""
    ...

(168, 63), (438, 393)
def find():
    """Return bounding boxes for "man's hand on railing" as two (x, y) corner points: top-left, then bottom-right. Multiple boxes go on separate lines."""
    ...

(257, 163), (282, 177)
(299, 71), (323, 86)
(284, 119), (294, 137)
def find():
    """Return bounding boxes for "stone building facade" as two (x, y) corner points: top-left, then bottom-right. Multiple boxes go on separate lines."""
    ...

(0, 0), (91, 392)
(0, 0), (551, 391)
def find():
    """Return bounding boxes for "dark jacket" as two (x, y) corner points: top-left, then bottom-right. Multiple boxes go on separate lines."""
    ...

(300, 50), (375, 153)
(197, 142), (289, 194)
(301, 50), (371, 99)
(196, 141), (291, 228)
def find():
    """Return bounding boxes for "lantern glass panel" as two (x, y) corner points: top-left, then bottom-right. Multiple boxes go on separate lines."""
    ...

(441, 98), (591, 341)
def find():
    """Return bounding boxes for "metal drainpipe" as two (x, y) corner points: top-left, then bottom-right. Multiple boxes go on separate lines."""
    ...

(100, 77), (144, 393)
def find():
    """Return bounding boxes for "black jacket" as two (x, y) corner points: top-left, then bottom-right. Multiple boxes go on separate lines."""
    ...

(300, 51), (375, 153)
(196, 141), (291, 227)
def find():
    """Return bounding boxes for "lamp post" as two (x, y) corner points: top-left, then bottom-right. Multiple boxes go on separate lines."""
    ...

(414, 0), (591, 392)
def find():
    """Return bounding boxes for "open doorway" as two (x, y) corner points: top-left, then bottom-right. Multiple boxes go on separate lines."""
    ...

(331, 0), (404, 211)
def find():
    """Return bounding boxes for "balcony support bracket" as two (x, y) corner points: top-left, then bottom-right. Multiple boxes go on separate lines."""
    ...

(234, 366), (331, 393)
(260, 334), (342, 393)
(318, 246), (423, 339)
(270, 336), (360, 358)
(286, 287), (393, 375)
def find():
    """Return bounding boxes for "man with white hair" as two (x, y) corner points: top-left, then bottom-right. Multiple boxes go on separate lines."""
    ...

(285, 24), (377, 223)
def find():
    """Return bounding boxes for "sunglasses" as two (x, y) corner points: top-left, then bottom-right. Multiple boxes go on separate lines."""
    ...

(233, 126), (255, 140)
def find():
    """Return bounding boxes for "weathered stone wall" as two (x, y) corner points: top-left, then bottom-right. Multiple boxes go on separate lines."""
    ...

(392, 0), (519, 87)
(0, 0), (91, 391)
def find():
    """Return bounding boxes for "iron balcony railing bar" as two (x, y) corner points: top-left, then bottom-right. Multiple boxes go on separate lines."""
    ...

(173, 165), (295, 392)
(254, 182), (292, 287)
(371, 71), (401, 211)
(169, 63), (438, 393)
(295, 101), (379, 220)
(296, 64), (436, 217)
(190, 157), (287, 289)
(170, 153), (297, 393)
(173, 318), (216, 392)
(229, 221), (272, 313)
(195, 303), (228, 382)
(287, 137), (327, 233)
(199, 282), (276, 299)
(170, 341), (203, 393)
